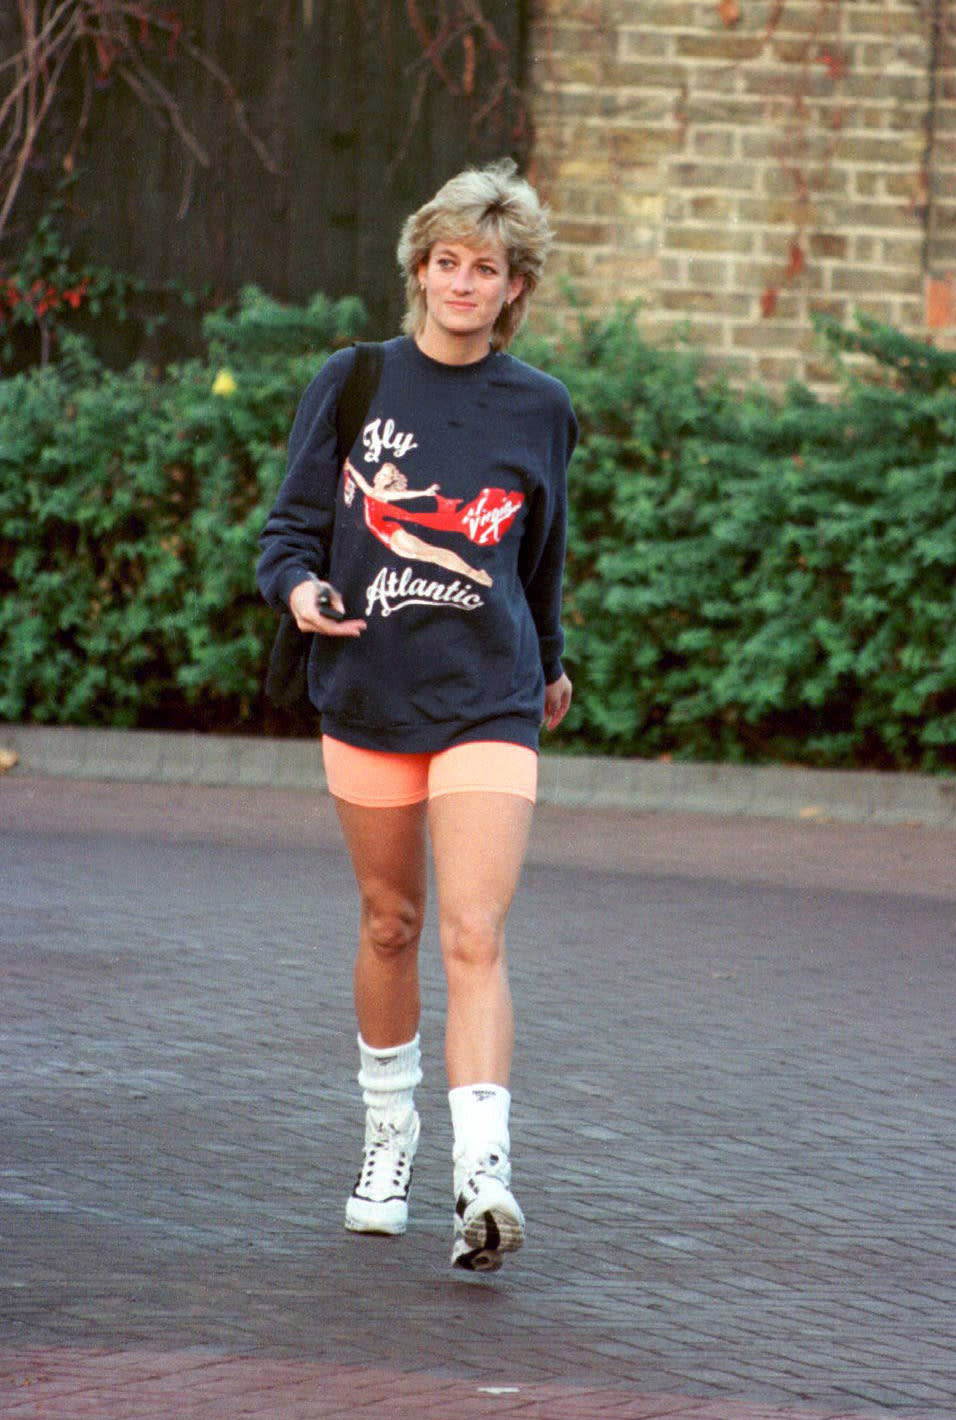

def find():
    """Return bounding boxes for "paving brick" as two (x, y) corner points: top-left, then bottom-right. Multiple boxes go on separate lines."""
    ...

(1, 778), (954, 1418)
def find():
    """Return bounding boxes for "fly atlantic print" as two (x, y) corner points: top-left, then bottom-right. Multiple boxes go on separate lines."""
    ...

(342, 448), (524, 618)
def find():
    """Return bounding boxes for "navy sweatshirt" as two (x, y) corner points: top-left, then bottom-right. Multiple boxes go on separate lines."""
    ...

(257, 335), (577, 752)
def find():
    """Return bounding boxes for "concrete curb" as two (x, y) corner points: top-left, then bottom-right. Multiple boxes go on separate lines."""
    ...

(3, 724), (955, 828)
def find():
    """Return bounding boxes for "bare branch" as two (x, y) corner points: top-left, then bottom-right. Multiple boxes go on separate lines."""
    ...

(0, 1), (80, 243)
(400, 0), (529, 148)
(174, 32), (282, 176)
(116, 59), (211, 168)
(0, 0), (283, 250)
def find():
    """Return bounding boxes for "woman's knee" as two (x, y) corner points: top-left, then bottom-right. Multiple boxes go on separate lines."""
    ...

(361, 892), (424, 960)
(440, 908), (504, 974)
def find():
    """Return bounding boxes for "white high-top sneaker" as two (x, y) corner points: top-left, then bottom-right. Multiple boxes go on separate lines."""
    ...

(345, 1106), (421, 1236)
(451, 1145), (525, 1271)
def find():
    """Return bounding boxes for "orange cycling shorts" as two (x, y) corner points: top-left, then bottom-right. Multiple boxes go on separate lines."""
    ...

(321, 735), (538, 808)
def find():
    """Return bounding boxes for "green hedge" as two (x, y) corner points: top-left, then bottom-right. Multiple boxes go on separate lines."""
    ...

(2, 291), (955, 769)
(522, 310), (956, 770)
(0, 288), (366, 732)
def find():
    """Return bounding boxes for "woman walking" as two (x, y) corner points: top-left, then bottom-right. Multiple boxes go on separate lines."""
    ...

(257, 159), (577, 1271)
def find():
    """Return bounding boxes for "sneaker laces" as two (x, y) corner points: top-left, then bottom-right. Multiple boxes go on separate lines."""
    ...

(355, 1116), (417, 1201)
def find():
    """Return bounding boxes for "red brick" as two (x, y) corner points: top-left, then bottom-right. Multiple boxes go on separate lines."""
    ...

(926, 274), (956, 330)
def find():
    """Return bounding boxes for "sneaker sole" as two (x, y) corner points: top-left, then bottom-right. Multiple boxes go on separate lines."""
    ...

(453, 1242), (504, 1272)
(453, 1204), (524, 1271)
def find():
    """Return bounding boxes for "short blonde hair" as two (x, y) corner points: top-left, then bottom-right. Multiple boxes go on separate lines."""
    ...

(397, 158), (553, 350)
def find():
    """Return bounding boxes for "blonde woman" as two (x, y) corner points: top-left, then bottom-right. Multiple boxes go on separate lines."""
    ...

(258, 159), (577, 1271)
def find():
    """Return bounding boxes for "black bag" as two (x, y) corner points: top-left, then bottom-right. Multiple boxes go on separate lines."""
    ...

(265, 342), (384, 710)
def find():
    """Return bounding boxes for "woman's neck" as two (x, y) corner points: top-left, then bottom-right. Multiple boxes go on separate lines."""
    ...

(415, 326), (493, 367)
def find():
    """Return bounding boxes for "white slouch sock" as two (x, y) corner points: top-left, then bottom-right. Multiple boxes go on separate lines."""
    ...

(448, 1083), (511, 1167)
(357, 1033), (422, 1124)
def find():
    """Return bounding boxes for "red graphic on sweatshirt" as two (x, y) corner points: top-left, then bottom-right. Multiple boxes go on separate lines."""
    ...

(343, 460), (523, 589)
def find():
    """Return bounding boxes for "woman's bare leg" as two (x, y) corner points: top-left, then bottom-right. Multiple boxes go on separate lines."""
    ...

(429, 789), (533, 1269)
(335, 798), (428, 1236)
(390, 528), (492, 586)
(333, 799), (428, 1047)
(428, 791), (533, 1086)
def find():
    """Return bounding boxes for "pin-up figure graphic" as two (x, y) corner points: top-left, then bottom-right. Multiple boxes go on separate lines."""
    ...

(344, 459), (524, 589)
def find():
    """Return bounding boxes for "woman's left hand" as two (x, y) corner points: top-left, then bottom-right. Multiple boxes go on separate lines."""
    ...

(543, 672), (573, 732)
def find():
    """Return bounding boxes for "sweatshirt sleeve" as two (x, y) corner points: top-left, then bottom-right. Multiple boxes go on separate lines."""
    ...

(518, 392), (578, 684)
(256, 349), (353, 611)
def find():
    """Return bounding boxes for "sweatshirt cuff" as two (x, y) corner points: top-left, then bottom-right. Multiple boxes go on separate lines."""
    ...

(276, 564), (318, 610)
(542, 655), (564, 686)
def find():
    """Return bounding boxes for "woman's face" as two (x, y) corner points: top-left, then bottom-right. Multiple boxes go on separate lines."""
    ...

(375, 465), (407, 493)
(417, 238), (524, 348)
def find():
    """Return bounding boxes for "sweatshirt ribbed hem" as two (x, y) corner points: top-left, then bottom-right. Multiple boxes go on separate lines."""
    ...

(320, 711), (540, 754)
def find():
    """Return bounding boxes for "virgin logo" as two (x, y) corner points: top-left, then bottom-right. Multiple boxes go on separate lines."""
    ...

(460, 489), (523, 545)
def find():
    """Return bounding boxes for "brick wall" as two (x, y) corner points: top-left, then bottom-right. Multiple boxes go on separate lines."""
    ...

(526, 0), (956, 386)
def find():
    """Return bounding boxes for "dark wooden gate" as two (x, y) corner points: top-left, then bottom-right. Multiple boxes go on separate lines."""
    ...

(1, 1), (530, 357)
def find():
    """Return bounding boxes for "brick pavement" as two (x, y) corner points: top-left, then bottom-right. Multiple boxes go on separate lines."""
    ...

(1, 777), (955, 1419)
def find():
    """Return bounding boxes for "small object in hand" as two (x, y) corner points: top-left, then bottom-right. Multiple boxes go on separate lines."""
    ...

(310, 575), (347, 622)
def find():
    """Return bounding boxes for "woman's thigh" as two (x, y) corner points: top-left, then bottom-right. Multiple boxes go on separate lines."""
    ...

(428, 791), (533, 945)
(325, 736), (534, 924)
(334, 799), (429, 923)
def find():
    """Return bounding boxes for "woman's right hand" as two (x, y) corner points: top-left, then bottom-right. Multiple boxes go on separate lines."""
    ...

(288, 578), (366, 637)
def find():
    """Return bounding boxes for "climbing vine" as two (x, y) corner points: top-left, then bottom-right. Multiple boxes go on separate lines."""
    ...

(717, 0), (956, 318)
(715, 0), (850, 318)
(1, 1), (529, 252)
(0, 1), (281, 252)
(0, 1), (530, 367)
(398, 0), (531, 165)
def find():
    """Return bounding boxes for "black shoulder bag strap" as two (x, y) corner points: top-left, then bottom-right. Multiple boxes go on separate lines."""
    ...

(265, 341), (384, 710)
(336, 341), (384, 459)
